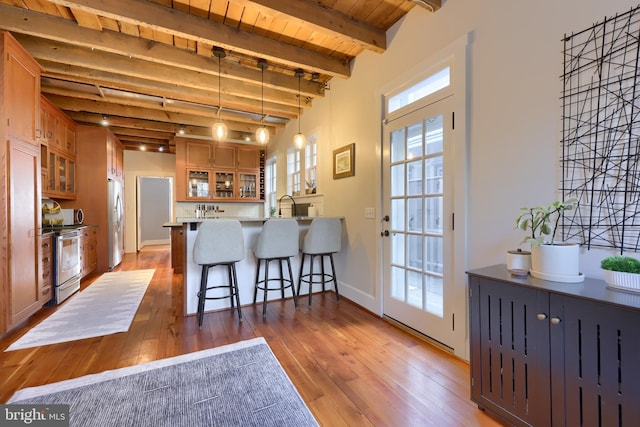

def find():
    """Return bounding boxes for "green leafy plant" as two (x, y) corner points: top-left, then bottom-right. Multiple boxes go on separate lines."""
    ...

(600, 256), (640, 273)
(515, 197), (579, 245)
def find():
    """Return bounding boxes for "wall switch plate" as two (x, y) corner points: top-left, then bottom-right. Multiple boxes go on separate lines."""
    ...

(365, 207), (375, 219)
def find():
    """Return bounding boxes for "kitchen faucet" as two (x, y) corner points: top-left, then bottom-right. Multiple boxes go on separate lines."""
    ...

(278, 194), (297, 217)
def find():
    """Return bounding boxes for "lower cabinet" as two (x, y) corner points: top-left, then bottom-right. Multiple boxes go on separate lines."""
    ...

(170, 225), (185, 274)
(40, 234), (53, 305)
(80, 226), (97, 279)
(468, 266), (640, 427)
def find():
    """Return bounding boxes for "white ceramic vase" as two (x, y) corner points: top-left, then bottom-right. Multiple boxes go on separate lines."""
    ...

(530, 243), (583, 282)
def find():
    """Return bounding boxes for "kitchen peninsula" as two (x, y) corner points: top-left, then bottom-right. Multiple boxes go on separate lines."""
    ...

(172, 217), (343, 316)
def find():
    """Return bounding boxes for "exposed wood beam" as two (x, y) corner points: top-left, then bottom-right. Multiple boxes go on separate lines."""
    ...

(46, 0), (351, 77)
(0, 4), (325, 97)
(237, 0), (386, 53)
(14, 35), (307, 108)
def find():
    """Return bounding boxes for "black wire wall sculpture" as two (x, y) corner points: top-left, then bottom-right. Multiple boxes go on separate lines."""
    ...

(561, 5), (640, 253)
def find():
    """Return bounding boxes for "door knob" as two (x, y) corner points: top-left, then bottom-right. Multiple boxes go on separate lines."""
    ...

(380, 230), (389, 237)
(550, 317), (561, 325)
(536, 313), (547, 320)
(383, 215), (390, 222)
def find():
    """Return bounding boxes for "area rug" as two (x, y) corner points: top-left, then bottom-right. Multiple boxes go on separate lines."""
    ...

(7, 337), (318, 427)
(5, 269), (155, 352)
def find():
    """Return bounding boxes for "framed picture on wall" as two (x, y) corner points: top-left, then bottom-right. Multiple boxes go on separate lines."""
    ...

(333, 143), (355, 179)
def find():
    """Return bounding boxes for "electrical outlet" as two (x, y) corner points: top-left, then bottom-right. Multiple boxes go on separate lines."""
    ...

(364, 207), (375, 219)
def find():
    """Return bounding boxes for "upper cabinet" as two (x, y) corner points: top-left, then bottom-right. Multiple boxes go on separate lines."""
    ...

(40, 96), (77, 200)
(4, 32), (41, 145)
(106, 132), (124, 181)
(175, 137), (264, 202)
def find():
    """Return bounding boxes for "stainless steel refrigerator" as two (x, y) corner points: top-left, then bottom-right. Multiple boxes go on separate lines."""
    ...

(108, 179), (124, 270)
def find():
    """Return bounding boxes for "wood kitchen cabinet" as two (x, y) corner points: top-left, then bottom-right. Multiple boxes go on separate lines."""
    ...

(170, 225), (185, 274)
(40, 96), (77, 200)
(175, 136), (264, 202)
(67, 125), (123, 274)
(79, 226), (97, 279)
(0, 31), (42, 336)
(40, 234), (53, 305)
(467, 265), (640, 427)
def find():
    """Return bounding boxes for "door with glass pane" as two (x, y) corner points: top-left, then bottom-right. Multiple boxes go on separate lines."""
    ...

(382, 96), (454, 348)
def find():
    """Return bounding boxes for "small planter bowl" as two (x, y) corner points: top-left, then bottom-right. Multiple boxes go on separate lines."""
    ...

(603, 270), (640, 292)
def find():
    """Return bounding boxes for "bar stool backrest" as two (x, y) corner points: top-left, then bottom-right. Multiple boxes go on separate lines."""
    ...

(193, 220), (245, 265)
(303, 217), (341, 254)
(254, 219), (299, 259)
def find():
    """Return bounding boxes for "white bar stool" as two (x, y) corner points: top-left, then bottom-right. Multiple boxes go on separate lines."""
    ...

(193, 220), (244, 329)
(297, 217), (341, 306)
(253, 218), (299, 317)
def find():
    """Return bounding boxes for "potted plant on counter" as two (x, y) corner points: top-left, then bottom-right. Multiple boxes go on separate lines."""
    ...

(601, 256), (640, 292)
(515, 197), (583, 282)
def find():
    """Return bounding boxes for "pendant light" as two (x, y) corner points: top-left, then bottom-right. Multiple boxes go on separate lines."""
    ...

(293, 69), (306, 149)
(255, 59), (270, 145)
(212, 47), (228, 141)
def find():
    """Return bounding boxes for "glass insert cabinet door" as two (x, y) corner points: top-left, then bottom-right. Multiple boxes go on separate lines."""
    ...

(382, 97), (454, 348)
(187, 170), (211, 198)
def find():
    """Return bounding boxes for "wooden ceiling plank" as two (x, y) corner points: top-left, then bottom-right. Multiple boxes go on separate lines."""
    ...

(237, 0), (386, 53)
(0, 5), (325, 96)
(46, 0), (351, 77)
(40, 63), (300, 118)
(68, 8), (103, 30)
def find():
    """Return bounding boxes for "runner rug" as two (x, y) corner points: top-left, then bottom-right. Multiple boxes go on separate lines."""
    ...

(5, 269), (155, 351)
(7, 337), (319, 427)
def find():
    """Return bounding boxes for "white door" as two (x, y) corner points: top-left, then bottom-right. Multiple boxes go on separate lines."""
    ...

(382, 95), (456, 348)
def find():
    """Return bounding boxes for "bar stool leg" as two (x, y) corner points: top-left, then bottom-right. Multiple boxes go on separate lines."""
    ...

(253, 262), (259, 304)
(287, 258), (299, 309)
(262, 259), (270, 317)
(330, 254), (339, 300)
(231, 264), (242, 321)
(297, 254), (305, 297)
(227, 265), (235, 310)
(279, 260), (286, 299)
(197, 265), (209, 330)
(321, 255), (327, 292)
(308, 254), (315, 306)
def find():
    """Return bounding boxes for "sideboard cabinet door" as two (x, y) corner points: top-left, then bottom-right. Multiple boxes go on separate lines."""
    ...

(550, 295), (640, 427)
(469, 277), (551, 426)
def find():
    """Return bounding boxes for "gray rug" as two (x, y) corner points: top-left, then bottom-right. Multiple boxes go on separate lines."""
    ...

(8, 337), (318, 427)
(6, 269), (155, 351)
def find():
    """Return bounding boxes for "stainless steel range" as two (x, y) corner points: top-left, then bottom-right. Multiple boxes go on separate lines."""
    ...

(52, 228), (82, 304)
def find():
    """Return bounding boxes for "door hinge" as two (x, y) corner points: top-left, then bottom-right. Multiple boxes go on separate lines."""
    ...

(452, 111), (455, 130)
(452, 212), (455, 231)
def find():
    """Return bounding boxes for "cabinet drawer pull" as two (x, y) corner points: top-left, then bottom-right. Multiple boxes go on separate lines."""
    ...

(550, 317), (561, 325)
(536, 313), (547, 321)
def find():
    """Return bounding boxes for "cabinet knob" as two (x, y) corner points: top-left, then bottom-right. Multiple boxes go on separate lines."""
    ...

(550, 317), (561, 325)
(536, 313), (547, 320)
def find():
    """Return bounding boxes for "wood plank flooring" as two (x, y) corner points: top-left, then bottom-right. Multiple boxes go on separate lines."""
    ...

(0, 246), (505, 426)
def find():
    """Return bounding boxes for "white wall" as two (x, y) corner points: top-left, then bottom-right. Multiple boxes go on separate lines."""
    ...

(123, 151), (176, 253)
(268, 0), (639, 311)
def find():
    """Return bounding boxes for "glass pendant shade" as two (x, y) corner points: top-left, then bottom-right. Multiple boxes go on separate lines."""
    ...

(256, 126), (269, 144)
(212, 120), (228, 141)
(212, 47), (227, 141)
(293, 69), (305, 149)
(293, 132), (305, 149)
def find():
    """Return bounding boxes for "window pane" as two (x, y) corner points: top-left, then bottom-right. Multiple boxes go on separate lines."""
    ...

(425, 236), (443, 274)
(391, 232), (405, 266)
(425, 196), (443, 233)
(425, 274), (443, 317)
(407, 198), (422, 232)
(391, 266), (405, 300)
(407, 123), (423, 159)
(407, 234), (422, 270)
(388, 67), (450, 113)
(425, 115), (444, 155)
(391, 199), (405, 231)
(391, 128), (406, 162)
(391, 164), (405, 197)
(425, 156), (443, 194)
(407, 160), (423, 195)
(407, 270), (423, 309)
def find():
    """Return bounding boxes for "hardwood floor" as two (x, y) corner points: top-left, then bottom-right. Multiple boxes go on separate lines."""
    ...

(0, 246), (505, 426)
